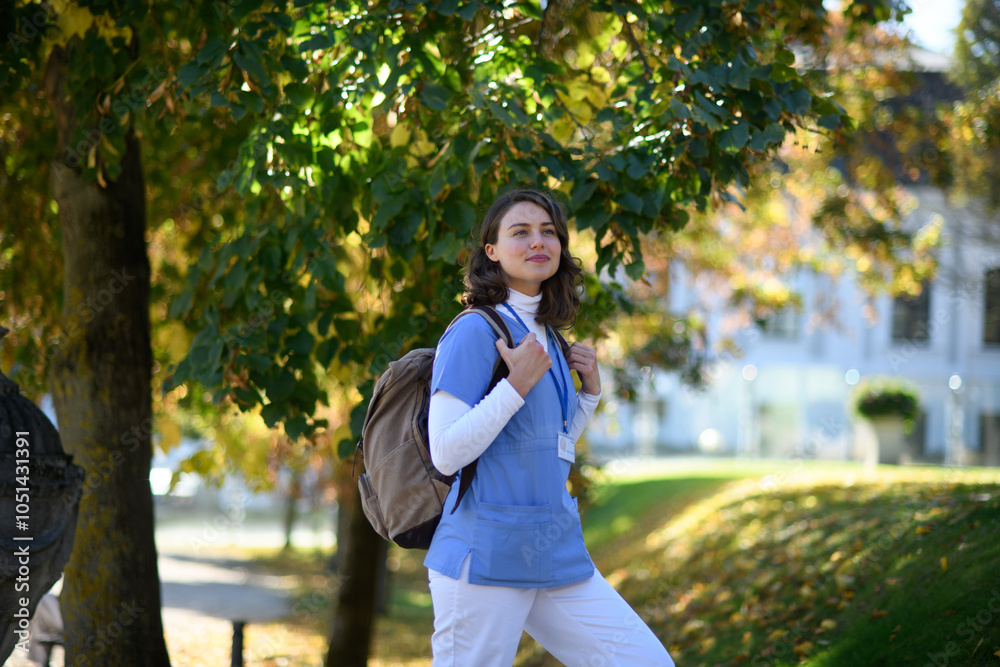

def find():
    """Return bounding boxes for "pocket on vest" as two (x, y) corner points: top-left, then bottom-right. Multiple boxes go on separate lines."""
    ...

(471, 502), (553, 585)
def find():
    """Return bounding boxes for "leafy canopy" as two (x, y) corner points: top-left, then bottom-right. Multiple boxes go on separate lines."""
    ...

(1, 0), (910, 456)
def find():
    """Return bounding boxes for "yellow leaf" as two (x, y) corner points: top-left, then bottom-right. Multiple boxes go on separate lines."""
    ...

(915, 524), (932, 534)
(158, 418), (183, 452)
(940, 556), (948, 572)
(591, 66), (612, 85)
(389, 123), (411, 148)
(411, 139), (436, 157)
(766, 629), (787, 642)
(57, 3), (95, 41)
(575, 43), (595, 69)
(794, 641), (814, 656)
(820, 619), (837, 631)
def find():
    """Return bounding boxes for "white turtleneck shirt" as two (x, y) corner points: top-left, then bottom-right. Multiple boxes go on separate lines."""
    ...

(428, 289), (601, 477)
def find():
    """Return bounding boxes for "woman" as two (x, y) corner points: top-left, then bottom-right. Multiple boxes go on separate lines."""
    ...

(425, 187), (674, 666)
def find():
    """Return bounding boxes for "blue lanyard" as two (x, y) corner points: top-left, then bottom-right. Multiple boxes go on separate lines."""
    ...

(500, 303), (570, 433)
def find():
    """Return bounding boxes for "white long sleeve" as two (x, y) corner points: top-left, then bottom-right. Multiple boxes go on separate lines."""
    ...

(429, 381), (524, 476)
(429, 385), (602, 475)
(569, 388), (602, 443)
(429, 288), (602, 475)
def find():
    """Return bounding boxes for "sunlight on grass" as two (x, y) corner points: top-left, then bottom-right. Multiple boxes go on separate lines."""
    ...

(165, 460), (1000, 666)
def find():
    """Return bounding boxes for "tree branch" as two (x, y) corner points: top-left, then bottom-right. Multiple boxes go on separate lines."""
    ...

(624, 20), (653, 80)
(535, 0), (552, 56)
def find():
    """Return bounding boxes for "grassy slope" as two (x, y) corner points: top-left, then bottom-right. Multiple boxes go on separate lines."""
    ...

(514, 462), (1000, 667)
(229, 461), (1000, 667)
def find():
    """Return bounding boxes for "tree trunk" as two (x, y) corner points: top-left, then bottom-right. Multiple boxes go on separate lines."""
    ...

(325, 478), (382, 666)
(284, 471), (299, 551)
(43, 46), (171, 667)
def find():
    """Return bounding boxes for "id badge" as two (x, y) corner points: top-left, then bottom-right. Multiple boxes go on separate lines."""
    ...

(557, 433), (576, 463)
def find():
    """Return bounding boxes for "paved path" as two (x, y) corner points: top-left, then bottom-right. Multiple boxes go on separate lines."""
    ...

(158, 551), (294, 624)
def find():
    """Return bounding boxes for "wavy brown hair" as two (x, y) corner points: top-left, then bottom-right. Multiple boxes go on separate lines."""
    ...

(462, 188), (583, 329)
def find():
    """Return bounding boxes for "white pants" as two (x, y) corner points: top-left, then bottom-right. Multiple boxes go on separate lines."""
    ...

(428, 555), (674, 666)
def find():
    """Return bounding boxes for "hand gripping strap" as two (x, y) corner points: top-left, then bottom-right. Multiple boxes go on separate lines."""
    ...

(447, 306), (514, 514)
(447, 309), (574, 514)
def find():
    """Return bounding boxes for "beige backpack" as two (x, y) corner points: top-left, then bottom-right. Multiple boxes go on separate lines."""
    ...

(355, 306), (514, 549)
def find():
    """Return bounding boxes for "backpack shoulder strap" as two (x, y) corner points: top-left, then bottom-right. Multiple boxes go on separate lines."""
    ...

(448, 305), (514, 348)
(549, 326), (572, 359)
(446, 305), (514, 514)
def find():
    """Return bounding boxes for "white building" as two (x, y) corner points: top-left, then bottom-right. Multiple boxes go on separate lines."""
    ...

(589, 186), (1000, 466)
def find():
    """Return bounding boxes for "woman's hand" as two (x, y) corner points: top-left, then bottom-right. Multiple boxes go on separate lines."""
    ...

(567, 342), (601, 396)
(495, 333), (551, 398)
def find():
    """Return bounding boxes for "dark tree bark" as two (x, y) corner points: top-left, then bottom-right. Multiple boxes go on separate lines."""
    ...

(325, 481), (383, 666)
(284, 471), (300, 551)
(43, 45), (171, 667)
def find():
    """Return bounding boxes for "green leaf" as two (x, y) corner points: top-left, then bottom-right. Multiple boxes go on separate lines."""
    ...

(818, 113), (842, 130)
(430, 235), (463, 260)
(335, 318), (360, 340)
(669, 97), (692, 120)
(177, 61), (204, 89)
(617, 192), (644, 214)
(692, 92), (724, 131)
(299, 31), (334, 52)
(419, 81), (451, 110)
(286, 329), (314, 355)
(233, 48), (268, 84)
(449, 200), (476, 236)
(627, 153), (646, 179)
(237, 90), (264, 115)
(210, 91), (229, 108)
(266, 369), (296, 402)
(457, 2), (479, 19)
(571, 179), (599, 210)
(338, 437), (356, 460)
(784, 86), (812, 115)
(285, 82), (314, 108)
(775, 46), (796, 65)
(624, 259), (645, 281)
(264, 11), (294, 30)
(436, 0), (460, 15)
(316, 337), (340, 366)
(261, 402), (284, 428)
(372, 195), (406, 230)
(718, 122), (749, 153)
(196, 38), (228, 66)
(284, 414), (308, 441)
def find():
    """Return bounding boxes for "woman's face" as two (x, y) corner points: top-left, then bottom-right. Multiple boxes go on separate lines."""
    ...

(484, 201), (562, 297)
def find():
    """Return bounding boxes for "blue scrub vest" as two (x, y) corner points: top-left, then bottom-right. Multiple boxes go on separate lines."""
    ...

(424, 309), (595, 588)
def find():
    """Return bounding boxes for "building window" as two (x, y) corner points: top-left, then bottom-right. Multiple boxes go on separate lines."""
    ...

(984, 268), (1000, 345)
(760, 308), (799, 339)
(892, 281), (930, 343)
(979, 413), (1000, 466)
(904, 411), (927, 461)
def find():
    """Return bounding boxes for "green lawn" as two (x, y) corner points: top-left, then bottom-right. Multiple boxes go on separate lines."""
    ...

(513, 461), (1000, 667)
(246, 460), (1000, 666)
